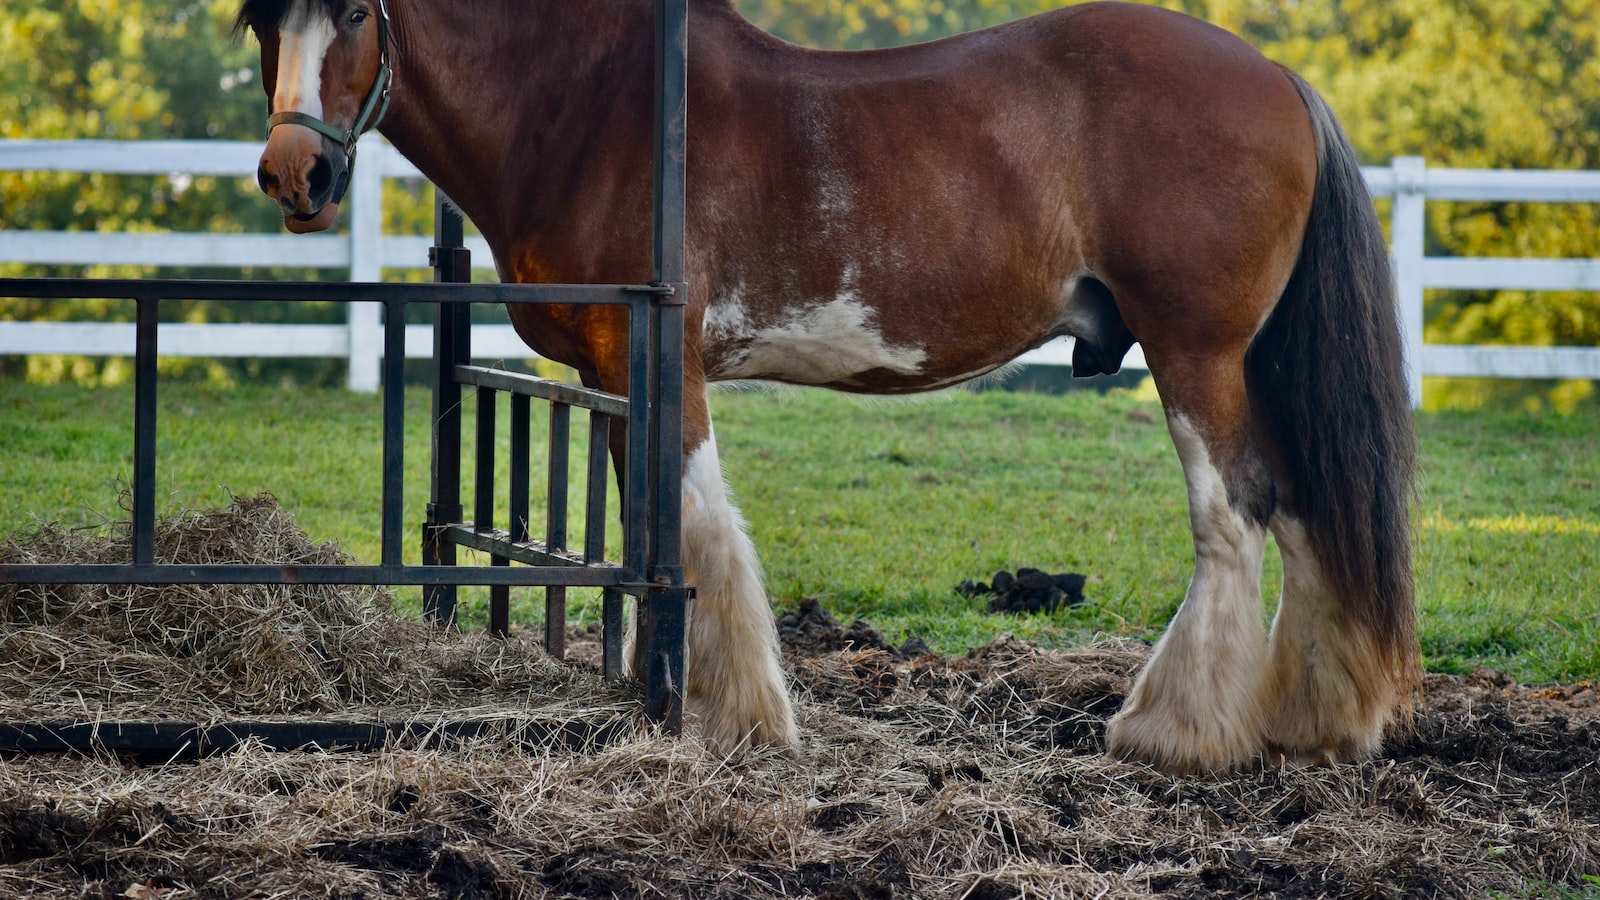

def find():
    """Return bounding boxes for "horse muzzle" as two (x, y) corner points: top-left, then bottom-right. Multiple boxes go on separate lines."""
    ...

(256, 125), (349, 234)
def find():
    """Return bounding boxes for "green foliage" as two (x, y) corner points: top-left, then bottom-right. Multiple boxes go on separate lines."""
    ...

(0, 0), (1595, 408)
(1238, 0), (1600, 414)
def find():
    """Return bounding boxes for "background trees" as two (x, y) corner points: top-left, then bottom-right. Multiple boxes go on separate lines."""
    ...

(2, 0), (1596, 409)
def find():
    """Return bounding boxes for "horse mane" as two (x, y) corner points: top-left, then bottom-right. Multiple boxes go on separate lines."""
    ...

(233, 0), (343, 37)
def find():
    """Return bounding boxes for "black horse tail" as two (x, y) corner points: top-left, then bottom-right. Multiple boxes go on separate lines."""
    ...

(1248, 70), (1419, 689)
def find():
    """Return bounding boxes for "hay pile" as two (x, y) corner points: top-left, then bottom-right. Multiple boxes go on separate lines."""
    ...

(0, 494), (632, 723)
(2, 499), (1597, 898)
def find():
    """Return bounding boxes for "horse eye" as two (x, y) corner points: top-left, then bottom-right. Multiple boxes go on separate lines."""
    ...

(348, 9), (368, 25)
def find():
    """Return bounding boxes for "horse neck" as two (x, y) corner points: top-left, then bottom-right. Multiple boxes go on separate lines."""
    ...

(378, 0), (658, 266)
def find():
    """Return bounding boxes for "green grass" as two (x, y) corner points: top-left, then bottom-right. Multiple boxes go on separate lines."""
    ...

(1, 378), (1595, 683)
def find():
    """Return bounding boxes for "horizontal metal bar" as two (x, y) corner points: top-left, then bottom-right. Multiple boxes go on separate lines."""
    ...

(0, 277), (654, 307)
(455, 365), (630, 416)
(441, 525), (613, 571)
(0, 717), (625, 756)
(0, 562), (637, 588)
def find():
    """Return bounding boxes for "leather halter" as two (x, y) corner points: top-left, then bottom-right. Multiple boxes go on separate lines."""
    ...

(265, 0), (393, 205)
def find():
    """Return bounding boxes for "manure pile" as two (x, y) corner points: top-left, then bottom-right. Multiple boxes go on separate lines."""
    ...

(1, 498), (1596, 898)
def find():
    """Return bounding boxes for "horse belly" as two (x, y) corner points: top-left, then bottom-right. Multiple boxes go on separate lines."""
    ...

(702, 280), (1052, 392)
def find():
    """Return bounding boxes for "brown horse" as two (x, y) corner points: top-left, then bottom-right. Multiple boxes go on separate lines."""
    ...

(237, 0), (1418, 773)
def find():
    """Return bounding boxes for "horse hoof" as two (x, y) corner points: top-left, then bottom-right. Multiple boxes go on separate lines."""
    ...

(1262, 718), (1387, 768)
(694, 692), (799, 755)
(1104, 704), (1264, 775)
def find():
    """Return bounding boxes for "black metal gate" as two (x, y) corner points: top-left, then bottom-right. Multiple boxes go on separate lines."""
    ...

(0, 0), (690, 752)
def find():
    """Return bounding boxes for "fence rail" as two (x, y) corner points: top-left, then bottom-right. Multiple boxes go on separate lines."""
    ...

(4, 139), (1599, 401)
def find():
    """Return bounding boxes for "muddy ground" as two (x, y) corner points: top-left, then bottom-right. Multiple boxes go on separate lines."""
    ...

(0, 501), (1596, 898)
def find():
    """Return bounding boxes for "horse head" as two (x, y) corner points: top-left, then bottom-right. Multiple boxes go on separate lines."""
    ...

(236, 0), (393, 233)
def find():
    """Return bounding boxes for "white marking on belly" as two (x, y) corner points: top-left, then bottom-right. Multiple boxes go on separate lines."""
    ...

(273, 3), (336, 121)
(704, 282), (750, 345)
(722, 280), (927, 384)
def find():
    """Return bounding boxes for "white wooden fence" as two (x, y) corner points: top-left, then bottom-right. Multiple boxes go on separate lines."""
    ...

(2, 139), (1599, 401)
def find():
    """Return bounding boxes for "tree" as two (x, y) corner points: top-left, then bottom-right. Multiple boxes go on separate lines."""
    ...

(2, 0), (1594, 408)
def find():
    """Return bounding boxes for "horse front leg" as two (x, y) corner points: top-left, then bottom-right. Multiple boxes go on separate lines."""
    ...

(615, 368), (796, 752)
(667, 377), (797, 752)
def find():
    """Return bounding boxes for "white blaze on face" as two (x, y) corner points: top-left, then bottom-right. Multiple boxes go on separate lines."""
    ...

(272, 2), (338, 122)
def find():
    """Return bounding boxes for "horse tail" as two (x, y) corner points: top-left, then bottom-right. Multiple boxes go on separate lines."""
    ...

(1247, 70), (1419, 688)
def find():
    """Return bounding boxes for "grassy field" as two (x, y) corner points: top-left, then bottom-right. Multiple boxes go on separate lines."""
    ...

(1, 377), (1595, 683)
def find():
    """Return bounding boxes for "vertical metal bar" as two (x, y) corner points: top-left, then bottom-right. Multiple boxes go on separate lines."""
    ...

(652, 0), (688, 287)
(584, 411), (610, 563)
(488, 566), (510, 637)
(644, 300), (687, 731)
(132, 293), (159, 565)
(544, 403), (571, 658)
(379, 298), (406, 569)
(624, 302), (651, 675)
(473, 386), (496, 532)
(491, 393), (530, 640)
(547, 403), (570, 550)
(510, 395), (532, 544)
(647, 302), (685, 577)
(591, 411), (622, 678)
(624, 305), (650, 577)
(643, 0), (689, 733)
(423, 191), (470, 628)
(602, 588), (624, 681)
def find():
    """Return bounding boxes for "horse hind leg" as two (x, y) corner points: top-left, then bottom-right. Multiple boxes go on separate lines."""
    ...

(1106, 360), (1275, 773)
(1262, 514), (1404, 764)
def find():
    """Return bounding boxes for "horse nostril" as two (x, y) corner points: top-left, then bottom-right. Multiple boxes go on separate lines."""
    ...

(256, 164), (279, 195)
(307, 154), (334, 201)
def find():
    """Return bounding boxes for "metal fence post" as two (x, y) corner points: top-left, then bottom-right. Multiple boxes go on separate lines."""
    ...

(346, 134), (385, 393)
(423, 192), (471, 627)
(642, 0), (689, 733)
(1391, 156), (1427, 409)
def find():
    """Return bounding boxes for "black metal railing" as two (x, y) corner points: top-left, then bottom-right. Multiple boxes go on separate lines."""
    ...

(0, 0), (691, 745)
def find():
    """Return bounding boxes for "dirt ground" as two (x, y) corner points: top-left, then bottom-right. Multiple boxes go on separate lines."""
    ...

(1, 500), (1597, 898)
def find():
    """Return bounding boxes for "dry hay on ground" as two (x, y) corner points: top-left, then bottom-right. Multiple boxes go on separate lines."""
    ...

(1, 498), (1597, 898)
